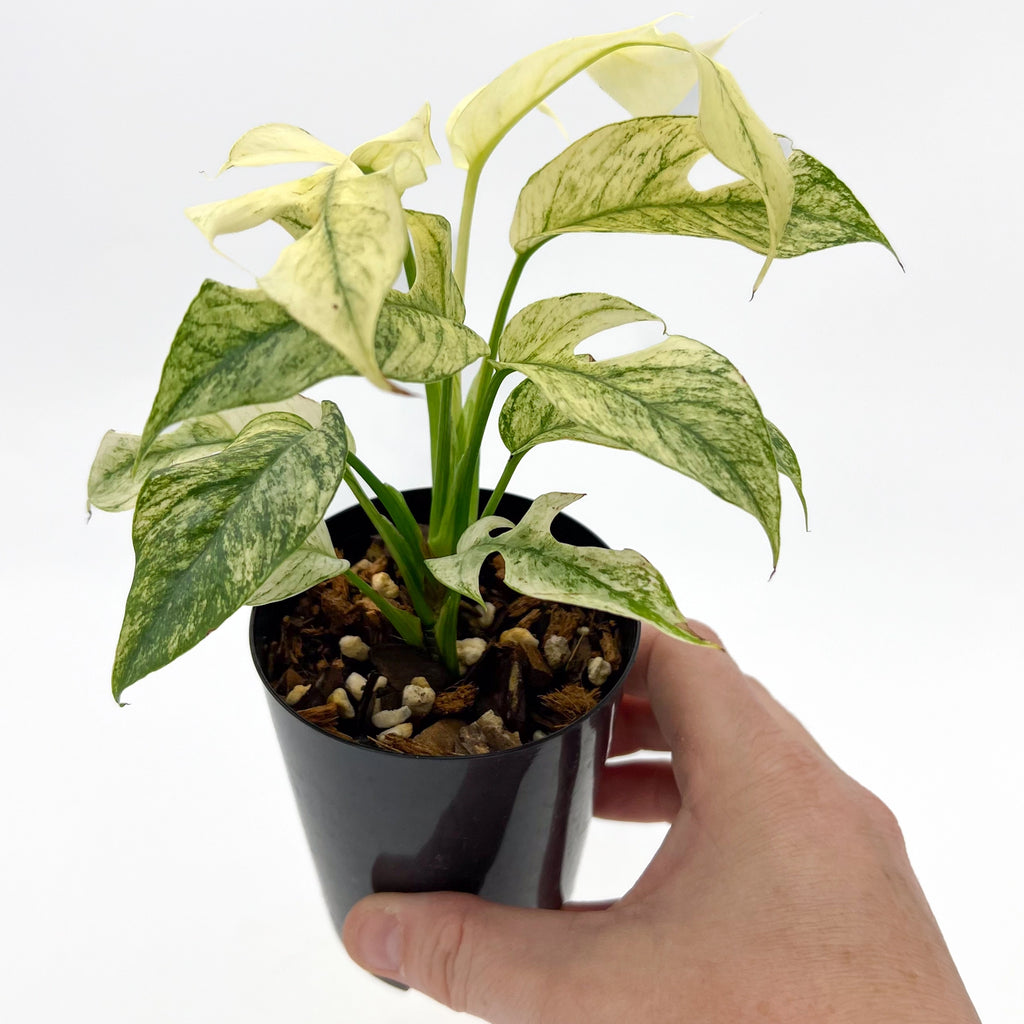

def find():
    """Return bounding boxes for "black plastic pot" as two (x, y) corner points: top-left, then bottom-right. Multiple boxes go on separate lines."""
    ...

(250, 488), (639, 941)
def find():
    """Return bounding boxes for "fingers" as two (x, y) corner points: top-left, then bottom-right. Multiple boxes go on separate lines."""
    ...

(595, 761), (680, 822)
(628, 622), (810, 801)
(343, 892), (579, 1020)
(608, 693), (669, 756)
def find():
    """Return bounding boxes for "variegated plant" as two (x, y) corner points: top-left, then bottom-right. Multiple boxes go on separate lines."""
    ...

(89, 19), (894, 701)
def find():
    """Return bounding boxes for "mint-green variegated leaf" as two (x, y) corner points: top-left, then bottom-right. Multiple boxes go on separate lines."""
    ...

(498, 378), (623, 455)
(112, 402), (349, 698)
(512, 118), (888, 261)
(218, 123), (350, 173)
(503, 335), (782, 562)
(245, 519), (347, 605)
(89, 396), (324, 512)
(136, 273), (483, 456)
(258, 170), (408, 392)
(89, 422), (232, 513)
(766, 419), (808, 526)
(498, 292), (660, 364)
(402, 210), (466, 321)
(426, 492), (706, 644)
(688, 53), (792, 290)
(587, 31), (730, 115)
(351, 104), (441, 191)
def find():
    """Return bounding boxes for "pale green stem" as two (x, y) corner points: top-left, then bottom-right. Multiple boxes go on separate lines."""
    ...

(481, 451), (527, 518)
(454, 165), (481, 295)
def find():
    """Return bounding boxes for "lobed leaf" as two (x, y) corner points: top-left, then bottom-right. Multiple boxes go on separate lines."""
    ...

(258, 170), (409, 392)
(502, 332), (782, 562)
(112, 401), (349, 698)
(426, 492), (706, 644)
(512, 118), (892, 260)
(89, 396), (323, 512)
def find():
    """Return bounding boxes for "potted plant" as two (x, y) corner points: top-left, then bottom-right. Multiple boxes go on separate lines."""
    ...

(88, 18), (893, 932)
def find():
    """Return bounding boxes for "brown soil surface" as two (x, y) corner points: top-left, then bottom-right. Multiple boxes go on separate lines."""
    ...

(260, 536), (624, 756)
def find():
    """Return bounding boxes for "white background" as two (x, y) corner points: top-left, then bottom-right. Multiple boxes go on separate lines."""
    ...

(2, 0), (1021, 1020)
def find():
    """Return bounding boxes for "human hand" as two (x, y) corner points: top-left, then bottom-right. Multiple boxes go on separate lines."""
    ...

(343, 624), (980, 1023)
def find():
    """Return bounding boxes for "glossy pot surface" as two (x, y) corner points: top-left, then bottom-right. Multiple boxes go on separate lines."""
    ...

(250, 489), (639, 936)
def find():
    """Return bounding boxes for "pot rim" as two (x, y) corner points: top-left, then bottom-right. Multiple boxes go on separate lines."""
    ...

(249, 490), (641, 762)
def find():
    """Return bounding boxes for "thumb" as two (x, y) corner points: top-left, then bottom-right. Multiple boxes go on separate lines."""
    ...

(342, 891), (578, 1018)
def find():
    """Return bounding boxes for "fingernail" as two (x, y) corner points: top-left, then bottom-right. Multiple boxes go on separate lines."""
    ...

(353, 908), (402, 974)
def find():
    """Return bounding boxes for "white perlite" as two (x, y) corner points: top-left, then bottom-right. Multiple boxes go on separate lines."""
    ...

(456, 637), (487, 668)
(379, 722), (414, 739)
(544, 635), (570, 669)
(371, 705), (412, 730)
(402, 678), (436, 717)
(371, 572), (399, 598)
(339, 634), (370, 661)
(345, 672), (368, 700)
(587, 656), (612, 686)
(285, 684), (310, 706)
(327, 688), (355, 719)
(471, 601), (496, 628)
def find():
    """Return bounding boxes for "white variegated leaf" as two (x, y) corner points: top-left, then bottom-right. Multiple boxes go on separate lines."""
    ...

(185, 165), (356, 245)
(511, 118), (893, 263)
(586, 31), (730, 115)
(258, 170), (409, 392)
(218, 123), (350, 172)
(351, 103), (441, 190)
(88, 396), (323, 512)
(498, 292), (660, 364)
(112, 401), (349, 698)
(446, 19), (790, 284)
(426, 492), (706, 643)
(245, 519), (347, 605)
(502, 334), (782, 561)
(446, 20), (671, 170)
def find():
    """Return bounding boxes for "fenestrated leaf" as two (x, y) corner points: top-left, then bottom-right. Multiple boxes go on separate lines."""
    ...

(112, 401), (349, 698)
(90, 396), (324, 512)
(258, 170), (409, 392)
(351, 104), (441, 191)
(498, 292), (660, 364)
(766, 419), (808, 526)
(502, 334), (782, 562)
(245, 519), (347, 605)
(587, 31), (730, 115)
(499, 382), (806, 532)
(218, 123), (350, 173)
(426, 492), (706, 644)
(512, 118), (890, 261)
(447, 20), (791, 288)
